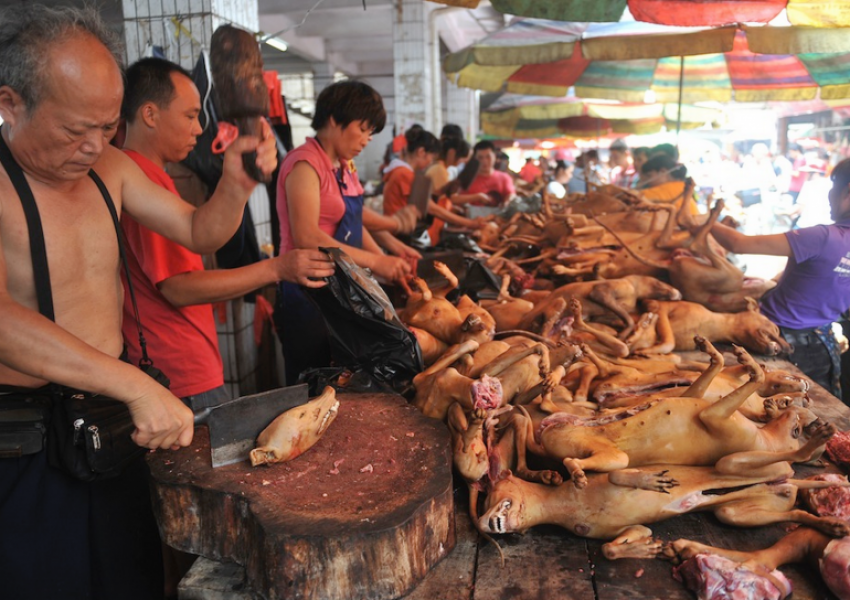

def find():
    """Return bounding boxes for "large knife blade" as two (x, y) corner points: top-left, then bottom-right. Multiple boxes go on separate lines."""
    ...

(194, 384), (309, 468)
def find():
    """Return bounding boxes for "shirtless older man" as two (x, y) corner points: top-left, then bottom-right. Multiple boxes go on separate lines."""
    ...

(0, 6), (277, 598)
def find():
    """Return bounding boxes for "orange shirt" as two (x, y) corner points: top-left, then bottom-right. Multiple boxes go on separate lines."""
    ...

(383, 164), (414, 216)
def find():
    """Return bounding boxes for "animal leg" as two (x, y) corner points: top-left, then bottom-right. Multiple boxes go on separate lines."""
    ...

(699, 345), (765, 428)
(680, 335), (724, 398)
(506, 408), (563, 485)
(563, 444), (629, 489)
(482, 343), (549, 379)
(572, 363), (599, 403)
(601, 525), (661, 560)
(714, 420), (836, 477)
(608, 468), (680, 494)
(715, 489), (850, 538)
(539, 297), (569, 339)
(431, 261), (459, 298)
(578, 344), (616, 378)
(569, 297), (629, 357)
(652, 205), (680, 249)
(636, 300), (675, 354)
(416, 340), (480, 380)
(587, 284), (636, 339)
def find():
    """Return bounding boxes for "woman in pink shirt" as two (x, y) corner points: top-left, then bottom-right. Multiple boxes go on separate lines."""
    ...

(275, 81), (411, 383)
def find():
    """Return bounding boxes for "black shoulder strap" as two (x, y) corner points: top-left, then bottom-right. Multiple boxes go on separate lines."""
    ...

(87, 171), (154, 366)
(0, 132), (54, 320)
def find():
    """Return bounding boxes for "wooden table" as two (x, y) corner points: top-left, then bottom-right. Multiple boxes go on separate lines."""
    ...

(176, 357), (850, 600)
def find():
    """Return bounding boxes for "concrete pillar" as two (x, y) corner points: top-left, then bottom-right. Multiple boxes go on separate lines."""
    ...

(444, 79), (479, 143)
(393, 0), (433, 134)
(122, 0), (258, 70)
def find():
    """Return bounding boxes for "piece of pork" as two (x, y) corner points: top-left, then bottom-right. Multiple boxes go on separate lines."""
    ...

(673, 553), (791, 600)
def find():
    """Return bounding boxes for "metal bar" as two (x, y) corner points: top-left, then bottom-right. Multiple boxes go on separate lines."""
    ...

(676, 55), (684, 148)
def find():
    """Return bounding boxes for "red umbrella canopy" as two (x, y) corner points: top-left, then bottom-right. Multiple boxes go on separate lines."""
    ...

(428, 0), (850, 27)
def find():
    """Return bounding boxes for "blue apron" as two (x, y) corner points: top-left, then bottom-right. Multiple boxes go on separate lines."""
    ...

(275, 162), (364, 384)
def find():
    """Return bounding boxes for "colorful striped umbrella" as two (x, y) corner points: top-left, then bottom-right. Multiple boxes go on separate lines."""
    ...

(445, 19), (850, 102)
(481, 94), (722, 138)
(427, 0), (850, 27)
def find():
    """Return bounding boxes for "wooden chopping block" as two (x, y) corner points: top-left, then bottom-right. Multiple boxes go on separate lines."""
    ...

(148, 393), (455, 600)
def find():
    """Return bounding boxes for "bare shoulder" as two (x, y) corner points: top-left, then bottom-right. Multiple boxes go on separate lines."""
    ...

(91, 145), (144, 208)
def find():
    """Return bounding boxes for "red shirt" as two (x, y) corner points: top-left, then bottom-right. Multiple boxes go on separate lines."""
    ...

(121, 150), (223, 398)
(466, 170), (516, 206)
(518, 163), (541, 183)
(277, 137), (357, 252)
(382, 163), (414, 216)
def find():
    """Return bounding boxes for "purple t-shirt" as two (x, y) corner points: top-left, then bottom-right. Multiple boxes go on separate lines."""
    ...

(760, 221), (850, 329)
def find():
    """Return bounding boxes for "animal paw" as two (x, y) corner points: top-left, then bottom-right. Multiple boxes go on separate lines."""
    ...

(816, 516), (850, 538)
(602, 536), (663, 560)
(564, 459), (588, 489)
(694, 335), (722, 364)
(801, 420), (836, 455)
(733, 345), (764, 383)
(521, 468), (563, 486)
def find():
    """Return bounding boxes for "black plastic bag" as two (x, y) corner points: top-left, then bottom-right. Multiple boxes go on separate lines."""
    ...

(457, 257), (502, 301)
(304, 248), (423, 393)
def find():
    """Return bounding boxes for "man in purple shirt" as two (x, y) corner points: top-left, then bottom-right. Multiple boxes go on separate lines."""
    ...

(707, 158), (850, 399)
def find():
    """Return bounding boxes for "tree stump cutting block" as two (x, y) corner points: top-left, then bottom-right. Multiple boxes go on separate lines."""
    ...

(148, 393), (455, 600)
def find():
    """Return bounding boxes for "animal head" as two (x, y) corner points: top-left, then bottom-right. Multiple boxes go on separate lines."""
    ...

(765, 407), (822, 449)
(478, 474), (530, 535)
(734, 305), (791, 356)
(758, 368), (809, 397)
(459, 311), (496, 345)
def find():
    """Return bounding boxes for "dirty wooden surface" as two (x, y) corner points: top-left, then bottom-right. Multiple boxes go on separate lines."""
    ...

(151, 394), (455, 600)
(175, 358), (849, 600)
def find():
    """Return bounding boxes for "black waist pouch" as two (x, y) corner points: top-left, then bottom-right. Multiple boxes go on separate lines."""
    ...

(47, 389), (146, 482)
(0, 392), (51, 458)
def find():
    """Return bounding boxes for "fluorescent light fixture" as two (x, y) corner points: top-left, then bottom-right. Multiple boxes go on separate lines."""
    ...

(264, 37), (288, 52)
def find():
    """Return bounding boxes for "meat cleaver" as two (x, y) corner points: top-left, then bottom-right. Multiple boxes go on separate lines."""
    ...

(193, 384), (309, 468)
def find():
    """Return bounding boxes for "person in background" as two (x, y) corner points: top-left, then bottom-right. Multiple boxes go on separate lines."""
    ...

(639, 155), (698, 215)
(631, 146), (651, 188)
(275, 80), (411, 384)
(381, 126), (440, 216)
(451, 140), (516, 207)
(0, 5), (278, 598)
(567, 153), (588, 194)
(424, 136), (485, 242)
(651, 142), (679, 162)
(608, 139), (637, 188)
(518, 156), (542, 184)
(583, 149), (608, 187)
(546, 160), (574, 199)
(704, 158), (850, 399)
(787, 143), (807, 204)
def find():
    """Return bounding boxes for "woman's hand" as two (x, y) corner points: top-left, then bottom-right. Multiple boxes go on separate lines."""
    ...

(275, 249), (336, 287)
(371, 254), (413, 282)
